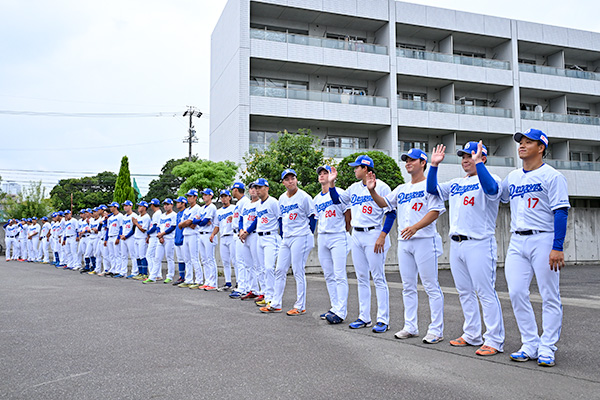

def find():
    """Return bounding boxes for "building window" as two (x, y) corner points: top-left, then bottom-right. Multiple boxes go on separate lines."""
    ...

(518, 58), (536, 65)
(399, 140), (429, 153)
(454, 50), (486, 58)
(567, 108), (591, 116)
(400, 92), (427, 102)
(249, 130), (279, 151)
(397, 43), (426, 51)
(456, 97), (489, 107)
(250, 23), (308, 35)
(520, 103), (540, 111)
(325, 33), (367, 43)
(570, 151), (593, 162)
(250, 77), (308, 90)
(322, 136), (368, 150)
(325, 85), (367, 96)
(566, 64), (588, 71)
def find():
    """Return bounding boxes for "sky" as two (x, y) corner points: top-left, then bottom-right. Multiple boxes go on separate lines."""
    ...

(1, 0), (599, 196)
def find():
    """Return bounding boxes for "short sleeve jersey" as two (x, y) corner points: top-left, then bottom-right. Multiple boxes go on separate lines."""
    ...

(338, 180), (392, 228)
(256, 196), (281, 233)
(182, 204), (201, 236)
(314, 188), (347, 234)
(197, 203), (217, 233)
(279, 189), (316, 238)
(217, 205), (235, 236)
(134, 213), (151, 239)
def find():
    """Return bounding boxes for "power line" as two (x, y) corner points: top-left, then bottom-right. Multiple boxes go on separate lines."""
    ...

(0, 168), (158, 177)
(0, 110), (180, 118)
(0, 139), (176, 152)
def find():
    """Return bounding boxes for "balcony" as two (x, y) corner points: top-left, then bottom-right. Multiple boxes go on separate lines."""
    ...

(444, 154), (515, 167)
(545, 159), (600, 171)
(521, 110), (600, 126)
(250, 28), (388, 55)
(518, 63), (600, 82)
(322, 147), (389, 159)
(250, 85), (389, 107)
(398, 98), (512, 118)
(397, 48), (510, 70)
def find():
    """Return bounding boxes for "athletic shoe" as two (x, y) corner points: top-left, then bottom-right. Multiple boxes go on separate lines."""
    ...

(326, 313), (343, 324)
(164, 278), (172, 284)
(372, 322), (389, 333)
(132, 274), (144, 280)
(113, 274), (124, 278)
(422, 333), (443, 344)
(142, 278), (156, 284)
(229, 291), (242, 299)
(537, 355), (555, 367)
(510, 351), (533, 362)
(476, 345), (499, 356)
(394, 329), (419, 340)
(449, 337), (475, 347)
(178, 282), (192, 288)
(204, 286), (217, 291)
(188, 284), (201, 289)
(173, 278), (185, 286)
(156, 277), (163, 281)
(349, 319), (372, 329)
(126, 274), (136, 279)
(255, 299), (267, 307)
(320, 311), (333, 320)
(105, 272), (114, 277)
(254, 295), (265, 303)
(98, 272), (106, 277)
(88, 271), (97, 275)
(241, 292), (258, 300)
(286, 308), (306, 316)
(260, 305), (282, 313)
(217, 283), (232, 292)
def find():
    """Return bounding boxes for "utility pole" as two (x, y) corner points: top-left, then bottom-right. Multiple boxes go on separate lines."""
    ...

(182, 106), (203, 161)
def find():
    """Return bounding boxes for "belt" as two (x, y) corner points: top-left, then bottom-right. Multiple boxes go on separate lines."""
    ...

(222, 234), (232, 237)
(451, 235), (471, 242)
(257, 231), (276, 236)
(8, 236), (16, 238)
(515, 230), (546, 236)
(82, 234), (90, 238)
(199, 232), (210, 235)
(233, 229), (239, 234)
(354, 226), (377, 232)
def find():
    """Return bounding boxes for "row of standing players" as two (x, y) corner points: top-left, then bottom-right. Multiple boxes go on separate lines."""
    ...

(3, 128), (568, 368)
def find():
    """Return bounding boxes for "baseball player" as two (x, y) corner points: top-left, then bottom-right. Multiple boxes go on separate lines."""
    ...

(39, 216), (51, 263)
(28, 217), (41, 262)
(501, 129), (570, 367)
(367, 149), (446, 343)
(193, 189), (218, 290)
(172, 196), (188, 285)
(313, 165), (351, 324)
(260, 169), (316, 315)
(104, 202), (123, 277)
(4, 219), (19, 261)
(61, 210), (79, 269)
(177, 189), (203, 288)
(143, 199), (163, 283)
(210, 190), (237, 291)
(76, 210), (89, 271)
(246, 179), (280, 307)
(228, 182), (249, 298)
(119, 200), (138, 278)
(54, 212), (66, 266)
(427, 141), (505, 356)
(97, 206), (112, 276)
(155, 198), (177, 283)
(131, 201), (151, 279)
(86, 207), (102, 274)
(327, 156), (396, 333)
(18, 219), (29, 261)
(238, 183), (261, 299)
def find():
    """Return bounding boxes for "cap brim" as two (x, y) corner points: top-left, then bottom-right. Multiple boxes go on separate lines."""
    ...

(513, 132), (525, 143)
(347, 162), (360, 167)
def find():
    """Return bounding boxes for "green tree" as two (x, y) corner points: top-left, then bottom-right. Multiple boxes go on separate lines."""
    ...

(3, 181), (52, 219)
(242, 129), (332, 198)
(113, 156), (136, 205)
(336, 151), (404, 190)
(173, 159), (238, 197)
(50, 172), (117, 211)
(145, 156), (197, 201)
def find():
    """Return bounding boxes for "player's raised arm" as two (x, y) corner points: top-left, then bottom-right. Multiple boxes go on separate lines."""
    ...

(365, 171), (387, 209)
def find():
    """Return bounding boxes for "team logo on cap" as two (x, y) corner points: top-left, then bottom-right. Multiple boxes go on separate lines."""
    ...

(540, 135), (548, 146)
(361, 159), (370, 165)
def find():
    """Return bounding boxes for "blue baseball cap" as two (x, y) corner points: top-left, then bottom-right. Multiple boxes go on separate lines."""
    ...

(254, 178), (269, 187)
(175, 196), (188, 204)
(109, 202), (119, 208)
(86, 208), (92, 213)
(79, 209), (85, 214)
(186, 189), (198, 197)
(137, 201), (149, 208)
(99, 205), (108, 210)
(149, 198), (160, 206)
(401, 148), (428, 162)
(457, 142), (488, 157)
(65, 210), (71, 214)
(316, 165), (332, 175)
(348, 155), (375, 168)
(281, 168), (297, 180)
(201, 188), (214, 196)
(41, 217), (48, 221)
(231, 182), (245, 190)
(123, 200), (133, 206)
(58, 211), (65, 216)
(51, 212), (57, 218)
(32, 216), (37, 220)
(514, 128), (549, 148)
(219, 189), (231, 197)
(163, 198), (173, 205)
(27, 218), (32, 222)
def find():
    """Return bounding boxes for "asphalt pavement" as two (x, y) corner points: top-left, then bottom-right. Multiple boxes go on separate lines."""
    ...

(1, 259), (599, 399)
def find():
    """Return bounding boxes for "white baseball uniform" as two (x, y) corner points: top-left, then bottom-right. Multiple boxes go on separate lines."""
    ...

(40, 221), (51, 262)
(19, 223), (28, 260)
(181, 204), (202, 284)
(62, 218), (79, 269)
(120, 212), (137, 276)
(435, 172), (505, 350)
(233, 196), (250, 292)
(314, 188), (351, 319)
(239, 199), (260, 294)
(385, 180), (445, 337)
(5, 223), (19, 261)
(335, 180), (392, 325)
(133, 212), (151, 274)
(501, 163), (570, 359)
(256, 196), (281, 303)
(271, 189), (316, 311)
(197, 203), (218, 287)
(216, 204), (236, 286)
(106, 212), (123, 273)
(146, 209), (163, 280)
(77, 218), (90, 268)
(28, 222), (40, 262)
(155, 211), (177, 280)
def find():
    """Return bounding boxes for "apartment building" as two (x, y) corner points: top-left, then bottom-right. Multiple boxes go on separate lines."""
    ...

(210, 0), (600, 200)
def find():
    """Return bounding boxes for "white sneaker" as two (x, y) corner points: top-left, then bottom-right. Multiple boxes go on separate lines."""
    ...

(394, 329), (418, 339)
(422, 333), (444, 344)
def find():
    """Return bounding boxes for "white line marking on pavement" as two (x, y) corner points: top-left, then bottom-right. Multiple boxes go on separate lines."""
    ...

(28, 371), (92, 389)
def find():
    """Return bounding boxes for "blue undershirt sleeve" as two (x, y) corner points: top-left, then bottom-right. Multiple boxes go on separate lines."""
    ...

(246, 219), (257, 234)
(238, 217), (244, 231)
(475, 163), (499, 195)
(118, 226), (122, 236)
(192, 218), (210, 227)
(329, 187), (341, 204)
(382, 210), (397, 234)
(164, 226), (176, 235)
(2, 222), (8, 228)
(426, 166), (439, 195)
(278, 218), (283, 237)
(124, 227), (135, 239)
(104, 228), (108, 241)
(147, 225), (157, 235)
(553, 208), (569, 251)
(309, 215), (317, 234)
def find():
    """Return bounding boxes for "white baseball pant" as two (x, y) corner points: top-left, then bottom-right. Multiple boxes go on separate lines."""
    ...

(198, 233), (217, 287)
(155, 237), (175, 280)
(317, 232), (350, 320)
(271, 234), (314, 311)
(257, 233), (280, 302)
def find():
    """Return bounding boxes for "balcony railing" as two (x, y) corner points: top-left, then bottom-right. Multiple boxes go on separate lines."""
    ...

(443, 154), (515, 167)
(398, 98), (512, 118)
(545, 159), (600, 171)
(322, 147), (389, 159)
(518, 63), (600, 81)
(250, 28), (388, 55)
(521, 110), (600, 126)
(397, 48), (510, 70)
(250, 85), (389, 107)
